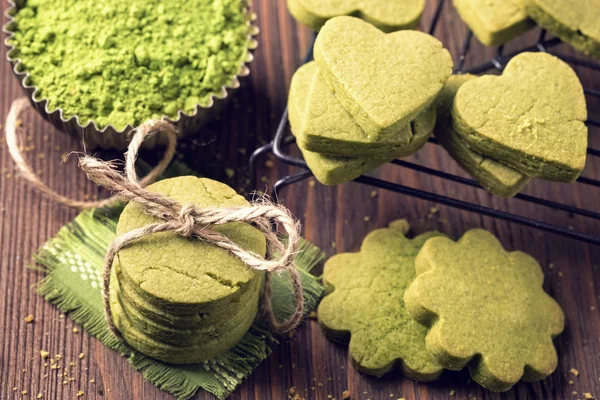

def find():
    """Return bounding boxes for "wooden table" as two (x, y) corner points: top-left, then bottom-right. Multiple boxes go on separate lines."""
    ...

(1, 1), (599, 399)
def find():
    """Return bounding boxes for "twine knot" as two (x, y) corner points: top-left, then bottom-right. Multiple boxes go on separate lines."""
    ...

(5, 97), (305, 338)
(176, 204), (199, 237)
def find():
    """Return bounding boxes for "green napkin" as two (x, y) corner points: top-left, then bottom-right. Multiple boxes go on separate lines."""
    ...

(33, 206), (324, 400)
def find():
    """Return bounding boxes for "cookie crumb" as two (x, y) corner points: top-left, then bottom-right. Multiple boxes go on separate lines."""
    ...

(21, 390), (27, 395)
(570, 368), (580, 377)
(584, 393), (594, 399)
(265, 160), (275, 168)
(225, 168), (235, 179)
(89, 379), (95, 384)
(79, 353), (85, 359)
(37, 394), (42, 399)
(77, 391), (84, 397)
(342, 390), (350, 399)
(40, 350), (49, 359)
(24, 314), (35, 323)
(370, 190), (378, 198)
(569, 380), (575, 385)
(308, 179), (316, 187)
(449, 390), (456, 396)
(364, 216), (371, 222)
(72, 327), (79, 333)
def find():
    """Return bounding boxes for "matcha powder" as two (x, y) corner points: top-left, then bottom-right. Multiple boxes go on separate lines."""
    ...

(9, 0), (251, 130)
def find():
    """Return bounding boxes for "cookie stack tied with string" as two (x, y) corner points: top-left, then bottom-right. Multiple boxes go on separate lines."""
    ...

(434, 52), (588, 197)
(287, 16), (453, 185)
(109, 176), (268, 364)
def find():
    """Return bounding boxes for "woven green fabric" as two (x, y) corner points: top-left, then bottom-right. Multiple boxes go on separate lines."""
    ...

(33, 206), (324, 399)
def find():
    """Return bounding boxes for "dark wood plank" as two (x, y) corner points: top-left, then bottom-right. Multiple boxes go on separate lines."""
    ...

(1, 0), (599, 399)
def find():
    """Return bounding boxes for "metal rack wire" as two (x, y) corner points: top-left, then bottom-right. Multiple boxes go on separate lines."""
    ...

(250, 0), (600, 245)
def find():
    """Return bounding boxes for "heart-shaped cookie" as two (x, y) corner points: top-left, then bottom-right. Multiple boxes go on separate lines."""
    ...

(435, 74), (530, 197)
(452, 0), (534, 46)
(453, 52), (587, 182)
(287, 0), (425, 32)
(526, 0), (600, 59)
(288, 62), (435, 185)
(314, 16), (452, 139)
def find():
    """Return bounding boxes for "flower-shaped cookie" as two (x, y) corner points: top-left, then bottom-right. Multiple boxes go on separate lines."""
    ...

(317, 220), (445, 380)
(404, 229), (565, 391)
(287, 0), (425, 32)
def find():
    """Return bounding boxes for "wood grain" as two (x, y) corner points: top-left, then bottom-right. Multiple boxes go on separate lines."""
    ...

(1, 0), (599, 399)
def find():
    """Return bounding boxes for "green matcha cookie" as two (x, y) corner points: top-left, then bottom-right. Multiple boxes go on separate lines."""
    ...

(114, 176), (266, 313)
(526, 0), (600, 59)
(299, 62), (437, 157)
(112, 267), (260, 348)
(110, 282), (258, 364)
(288, 62), (435, 185)
(404, 229), (565, 391)
(288, 63), (390, 184)
(287, 0), (424, 32)
(318, 220), (445, 380)
(452, 52), (588, 182)
(110, 176), (266, 363)
(435, 74), (530, 197)
(452, 0), (534, 46)
(314, 16), (452, 139)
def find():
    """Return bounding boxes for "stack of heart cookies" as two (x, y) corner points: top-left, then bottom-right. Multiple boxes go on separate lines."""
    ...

(288, 16), (453, 185)
(434, 52), (588, 197)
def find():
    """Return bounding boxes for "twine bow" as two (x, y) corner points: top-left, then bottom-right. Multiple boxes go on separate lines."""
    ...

(5, 97), (304, 335)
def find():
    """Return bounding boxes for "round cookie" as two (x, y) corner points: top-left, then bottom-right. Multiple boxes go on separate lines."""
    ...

(113, 268), (261, 347)
(404, 229), (565, 391)
(114, 176), (266, 313)
(287, 0), (424, 33)
(110, 285), (258, 364)
(318, 220), (445, 380)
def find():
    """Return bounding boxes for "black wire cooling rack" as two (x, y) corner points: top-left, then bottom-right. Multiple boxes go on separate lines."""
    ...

(250, 0), (600, 245)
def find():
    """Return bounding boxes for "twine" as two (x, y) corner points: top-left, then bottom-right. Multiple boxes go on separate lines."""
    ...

(5, 97), (178, 208)
(5, 97), (304, 335)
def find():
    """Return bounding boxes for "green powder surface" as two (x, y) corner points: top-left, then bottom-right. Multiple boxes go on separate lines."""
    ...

(9, 0), (251, 130)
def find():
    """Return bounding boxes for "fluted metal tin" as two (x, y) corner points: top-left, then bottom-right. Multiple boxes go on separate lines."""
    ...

(3, 0), (259, 150)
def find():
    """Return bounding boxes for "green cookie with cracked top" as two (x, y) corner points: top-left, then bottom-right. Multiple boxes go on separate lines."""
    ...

(113, 176), (266, 313)
(526, 0), (600, 59)
(314, 16), (452, 140)
(318, 220), (445, 380)
(452, 0), (534, 46)
(287, 0), (424, 32)
(435, 74), (530, 197)
(404, 229), (565, 391)
(452, 52), (587, 182)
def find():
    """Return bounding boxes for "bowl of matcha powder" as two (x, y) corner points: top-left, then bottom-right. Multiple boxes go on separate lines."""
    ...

(3, 0), (258, 149)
